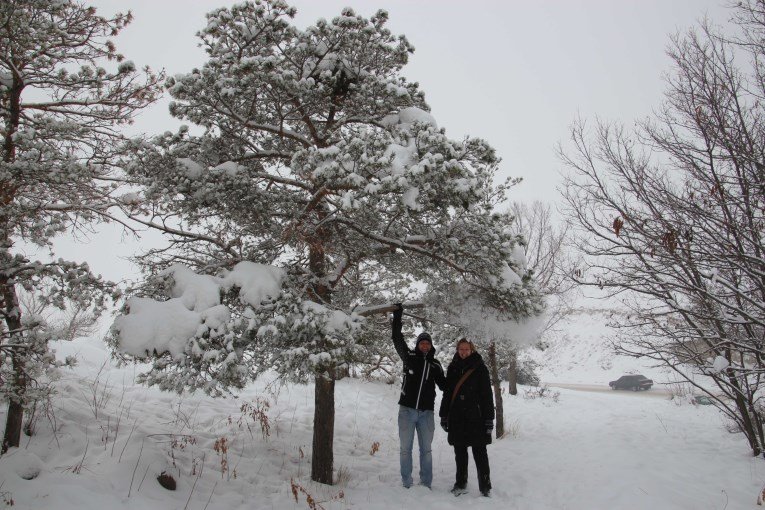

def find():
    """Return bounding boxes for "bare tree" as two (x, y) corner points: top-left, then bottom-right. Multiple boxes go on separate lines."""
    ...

(503, 201), (575, 394)
(510, 201), (576, 335)
(560, 0), (765, 457)
(19, 290), (100, 342)
(510, 202), (572, 296)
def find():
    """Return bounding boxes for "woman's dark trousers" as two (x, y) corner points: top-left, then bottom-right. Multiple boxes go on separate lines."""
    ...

(453, 443), (491, 492)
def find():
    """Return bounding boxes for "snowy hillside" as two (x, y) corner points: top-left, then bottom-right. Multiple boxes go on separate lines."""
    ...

(526, 295), (675, 387)
(0, 335), (761, 510)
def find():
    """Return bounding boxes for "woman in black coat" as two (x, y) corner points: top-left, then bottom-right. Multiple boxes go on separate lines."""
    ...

(439, 338), (495, 497)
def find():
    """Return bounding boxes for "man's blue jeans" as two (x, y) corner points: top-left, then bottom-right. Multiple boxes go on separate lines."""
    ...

(398, 405), (434, 488)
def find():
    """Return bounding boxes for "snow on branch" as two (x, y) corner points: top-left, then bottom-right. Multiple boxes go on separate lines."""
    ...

(353, 301), (425, 317)
(113, 262), (284, 360)
(111, 259), (371, 390)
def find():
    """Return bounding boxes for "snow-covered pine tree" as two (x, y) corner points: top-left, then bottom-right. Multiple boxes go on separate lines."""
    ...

(0, 0), (161, 452)
(114, 0), (533, 484)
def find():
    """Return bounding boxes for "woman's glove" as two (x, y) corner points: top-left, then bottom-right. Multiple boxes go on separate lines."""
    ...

(485, 419), (494, 435)
(440, 418), (448, 432)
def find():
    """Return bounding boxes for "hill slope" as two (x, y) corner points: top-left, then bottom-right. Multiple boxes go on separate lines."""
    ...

(526, 296), (675, 387)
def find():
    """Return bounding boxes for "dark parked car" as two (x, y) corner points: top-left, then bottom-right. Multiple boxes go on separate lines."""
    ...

(609, 375), (653, 391)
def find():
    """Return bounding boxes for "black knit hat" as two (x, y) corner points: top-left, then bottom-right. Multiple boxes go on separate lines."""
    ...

(416, 332), (432, 347)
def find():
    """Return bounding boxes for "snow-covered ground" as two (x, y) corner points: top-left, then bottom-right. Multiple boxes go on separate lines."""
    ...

(0, 307), (762, 510)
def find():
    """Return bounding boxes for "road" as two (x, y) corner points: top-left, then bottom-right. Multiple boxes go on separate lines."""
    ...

(545, 382), (673, 398)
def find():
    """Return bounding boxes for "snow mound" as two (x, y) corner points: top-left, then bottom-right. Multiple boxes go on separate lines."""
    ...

(2, 449), (43, 480)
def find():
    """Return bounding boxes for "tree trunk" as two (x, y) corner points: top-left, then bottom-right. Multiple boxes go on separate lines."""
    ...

(311, 374), (335, 484)
(507, 349), (518, 396)
(754, 397), (765, 457)
(727, 370), (763, 457)
(3, 398), (23, 454)
(487, 342), (504, 439)
(1, 66), (24, 455)
(308, 210), (337, 484)
(0, 276), (24, 454)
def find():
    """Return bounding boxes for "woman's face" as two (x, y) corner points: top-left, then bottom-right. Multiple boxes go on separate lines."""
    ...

(457, 343), (471, 359)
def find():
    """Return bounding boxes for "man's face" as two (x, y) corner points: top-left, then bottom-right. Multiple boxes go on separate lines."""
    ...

(418, 340), (432, 354)
(458, 344), (471, 359)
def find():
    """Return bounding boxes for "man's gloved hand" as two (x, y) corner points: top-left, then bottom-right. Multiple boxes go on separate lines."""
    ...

(440, 418), (448, 433)
(485, 419), (494, 435)
(393, 302), (403, 320)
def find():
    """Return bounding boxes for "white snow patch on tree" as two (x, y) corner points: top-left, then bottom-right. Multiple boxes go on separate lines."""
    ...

(164, 264), (222, 311)
(117, 60), (136, 73)
(177, 157), (204, 179)
(384, 141), (415, 176)
(212, 161), (244, 176)
(221, 261), (284, 308)
(398, 107), (437, 128)
(452, 178), (474, 193)
(301, 300), (358, 334)
(113, 297), (201, 359)
(509, 243), (528, 271)
(402, 186), (421, 210)
(712, 355), (730, 373)
(381, 106), (438, 129)
(118, 192), (143, 205)
(113, 262), (285, 359)
(491, 261), (522, 288)
(450, 296), (544, 348)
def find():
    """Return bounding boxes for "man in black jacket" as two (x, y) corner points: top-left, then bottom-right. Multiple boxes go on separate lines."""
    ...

(392, 304), (446, 489)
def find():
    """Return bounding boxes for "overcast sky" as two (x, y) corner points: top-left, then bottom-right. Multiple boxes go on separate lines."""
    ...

(63, 0), (732, 282)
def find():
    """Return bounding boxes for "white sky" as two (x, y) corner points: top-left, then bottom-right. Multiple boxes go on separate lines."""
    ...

(58, 0), (732, 283)
(89, 0), (730, 200)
